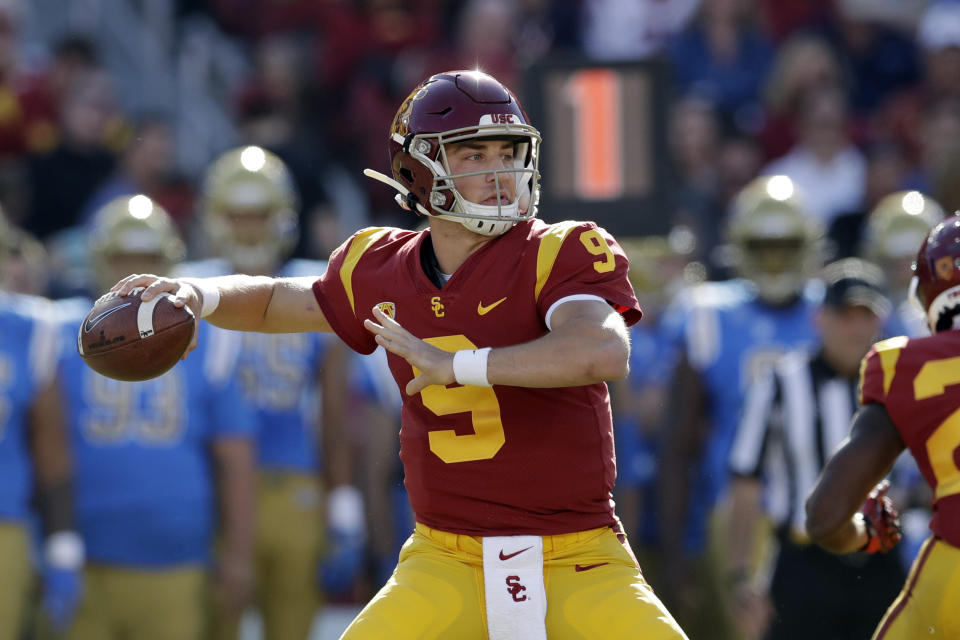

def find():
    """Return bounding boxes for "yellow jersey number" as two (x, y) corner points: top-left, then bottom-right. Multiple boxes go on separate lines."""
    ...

(415, 335), (504, 463)
(914, 356), (960, 500)
(579, 229), (615, 273)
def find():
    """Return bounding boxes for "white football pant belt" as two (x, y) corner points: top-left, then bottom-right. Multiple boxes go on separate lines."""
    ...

(482, 535), (547, 640)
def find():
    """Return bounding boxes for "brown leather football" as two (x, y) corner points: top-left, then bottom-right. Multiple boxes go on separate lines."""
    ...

(77, 288), (195, 381)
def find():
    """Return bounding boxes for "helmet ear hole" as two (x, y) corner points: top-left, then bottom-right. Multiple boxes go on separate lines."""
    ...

(399, 167), (415, 185)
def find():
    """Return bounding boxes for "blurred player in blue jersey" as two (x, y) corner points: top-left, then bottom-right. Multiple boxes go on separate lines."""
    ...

(349, 346), (410, 591)
(54, 195), (255, 640)
(0, 214), (80, 640)
(184, 146), (361, 640)
(610, 231), (700, 583)
(657, 176), (825, 640)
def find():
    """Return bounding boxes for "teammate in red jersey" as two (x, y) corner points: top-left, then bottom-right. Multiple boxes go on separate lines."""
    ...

(109, 70), (687, 639)
(806, 214), (960, 639)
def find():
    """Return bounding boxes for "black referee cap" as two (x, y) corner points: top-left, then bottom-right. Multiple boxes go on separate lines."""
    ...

(821, 258), (892, 319)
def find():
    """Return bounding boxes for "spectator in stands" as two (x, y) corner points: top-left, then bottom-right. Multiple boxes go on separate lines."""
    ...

(667, 0), (775, 132)
(760, 34), (843, 161)
(829, 0), (921, 118)
(78, 115), (186, 227)
(763, 83), (867, 226)
(24, 70), (120, 241)
(579, 0), (698, 61)
(827, 142), (911, 259)
(873, 1), (960, 164)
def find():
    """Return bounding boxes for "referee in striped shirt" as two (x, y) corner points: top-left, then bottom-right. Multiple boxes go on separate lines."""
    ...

(724, 258), (906, 640)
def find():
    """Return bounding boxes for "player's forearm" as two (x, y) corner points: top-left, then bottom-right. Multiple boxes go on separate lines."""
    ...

(203, 275), (330, 333)
(30, 379), (75, 533)
(658, 359), (703, 561)
(213, 438), (255, 560)
(807, 513), (869, 554)
(806, 475), (871, 554)
(487, 314), (629, 387)
(321, 343), (352, 487)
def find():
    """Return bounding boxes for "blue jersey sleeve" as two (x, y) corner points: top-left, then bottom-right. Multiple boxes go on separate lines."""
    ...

(198, 326), (255, 440)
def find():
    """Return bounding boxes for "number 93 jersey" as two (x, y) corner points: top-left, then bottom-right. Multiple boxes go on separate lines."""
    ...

(859, 331), (960, 548)
(56, 298), (255, 567)
(312, 219), (642, 536)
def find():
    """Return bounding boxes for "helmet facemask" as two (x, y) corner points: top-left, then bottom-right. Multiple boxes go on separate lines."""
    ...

(399, 122), (541, 237)
(738, 236), (816, 305)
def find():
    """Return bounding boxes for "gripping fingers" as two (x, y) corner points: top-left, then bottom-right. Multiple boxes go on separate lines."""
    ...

(140, 278), (178, 302)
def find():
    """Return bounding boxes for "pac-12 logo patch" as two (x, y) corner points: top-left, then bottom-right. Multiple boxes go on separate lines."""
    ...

(376, 302), (396, 319)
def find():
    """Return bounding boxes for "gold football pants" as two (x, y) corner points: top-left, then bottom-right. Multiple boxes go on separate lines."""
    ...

(341, 522), (688, 639)
(64, 565), (205, 640)
(209, 472), (323, 640)
(0, 522), (31, 640)
(872, 536), (960, 639)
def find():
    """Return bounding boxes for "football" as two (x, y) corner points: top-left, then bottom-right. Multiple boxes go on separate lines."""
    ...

(77, 288), (195, 381)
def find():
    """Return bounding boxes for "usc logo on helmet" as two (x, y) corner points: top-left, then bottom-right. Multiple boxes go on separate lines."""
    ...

(391, 87), (427, 139)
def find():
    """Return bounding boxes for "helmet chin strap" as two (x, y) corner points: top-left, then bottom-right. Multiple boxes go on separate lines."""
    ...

(363, 169), (433, 217)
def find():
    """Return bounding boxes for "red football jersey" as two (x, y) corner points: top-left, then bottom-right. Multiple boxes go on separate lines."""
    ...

(860, 331), (960, 548)
(313, 219), (642, 535)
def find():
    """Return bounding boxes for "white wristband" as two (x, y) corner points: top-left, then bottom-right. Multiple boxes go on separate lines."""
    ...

(182, 278), (220, 317)
(453, 347), (492, 387)
(45, 531), (85, 570)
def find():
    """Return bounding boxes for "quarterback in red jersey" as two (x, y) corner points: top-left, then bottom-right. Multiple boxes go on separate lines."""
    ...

(806, 215), (960, 639)
(110, 70), (687, 639)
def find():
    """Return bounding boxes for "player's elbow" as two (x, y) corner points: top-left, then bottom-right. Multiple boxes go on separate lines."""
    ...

(588, 332), (630, 381)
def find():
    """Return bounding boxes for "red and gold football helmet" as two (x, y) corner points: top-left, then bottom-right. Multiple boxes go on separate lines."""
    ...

(911, 214), (960, 333)
(364, 70), (541, 237)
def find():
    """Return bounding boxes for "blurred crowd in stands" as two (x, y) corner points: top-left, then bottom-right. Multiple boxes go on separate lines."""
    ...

(0, 1), (957, 285)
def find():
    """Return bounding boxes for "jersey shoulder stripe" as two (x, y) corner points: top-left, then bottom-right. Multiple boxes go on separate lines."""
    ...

(860, 335), (910, 404)
(533, 220), (590, 301)
(339, 227), (392, 313)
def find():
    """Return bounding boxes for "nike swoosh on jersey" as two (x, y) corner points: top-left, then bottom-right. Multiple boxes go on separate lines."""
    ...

(83, 302), (133, 333)
(499, 546), (533, 561)
(574, 563), (609, 572)
(477, 297), (508, 315)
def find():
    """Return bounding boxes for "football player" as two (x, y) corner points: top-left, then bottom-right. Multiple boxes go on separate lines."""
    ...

(862, 190), (945, 338)
(54, 195), (255, 640)
(347, 345), (410, 590)
(111, 69), (687, 639)
(862, 192), (944, 568)
(657, 175), (824, 639)
(182, 145), (360, 640)
(610, 232), (698, 586)
(806, 214), (960, 639)
(0, 215), (79, 640)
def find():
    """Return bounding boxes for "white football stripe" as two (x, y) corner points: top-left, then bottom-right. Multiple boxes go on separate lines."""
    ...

(137, 293), (173, 338)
